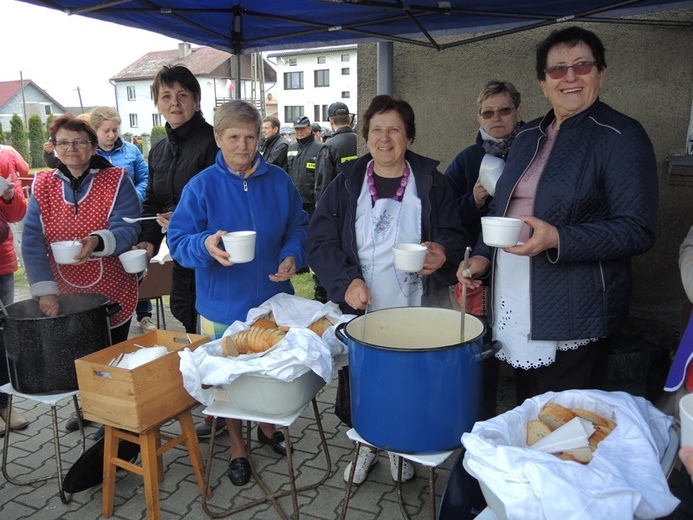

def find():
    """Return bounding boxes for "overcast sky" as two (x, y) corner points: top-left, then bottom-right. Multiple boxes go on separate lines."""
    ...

(1, 0), (182, 108)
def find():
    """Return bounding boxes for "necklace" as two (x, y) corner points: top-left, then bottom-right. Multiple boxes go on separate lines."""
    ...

(366, 161), (411, 202)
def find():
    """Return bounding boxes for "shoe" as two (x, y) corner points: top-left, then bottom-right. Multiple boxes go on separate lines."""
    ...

(139, 316), (157, 333)
(388, 452), (415, 482)
(343, 446), (378, 484)
(0, 407), (30, 431)
(257, 426), (287, 456)
(195, 415), (227, 439)
(227, 457), (251, 486)
(65, 413), (93, 433)
(0, 415), (5, 436)
(90, 425), (105, 441)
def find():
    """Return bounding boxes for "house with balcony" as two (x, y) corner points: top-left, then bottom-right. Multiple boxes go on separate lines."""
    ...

(111, 43), (276, 135)
(0, 80), (67, 131)
(267, 45), (357, 129)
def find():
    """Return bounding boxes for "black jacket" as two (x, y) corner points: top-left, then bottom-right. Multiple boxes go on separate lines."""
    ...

(313, 126), (357, 204)
(260, 133), (289, 171)
(287, 134), (322, 205)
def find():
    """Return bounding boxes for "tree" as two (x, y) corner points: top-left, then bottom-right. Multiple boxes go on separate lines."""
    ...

(9, 114), (28, 162)
(151, 126), (167, 148)
(46, 114), (55, 135)
(28, 115), (46, 168)
(0, 122), (5, 144)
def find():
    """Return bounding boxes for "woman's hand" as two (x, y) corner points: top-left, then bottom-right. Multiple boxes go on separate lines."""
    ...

(681, 446), (693, 482)
(505, 215), (559, 257)
(73, 236), (99, 264)
(420, 241), (446, 275)
(134, 241), (155, 260)
(43, 140), (55, 154)
(39, 295), (59, 317)
(205, 231), (233, 266)
(345, 279), (371, 311)
(2, 180), (15, 203)
(269, 256), (296, 282)
(473, 179), (490, 208)
(156, 211), (173, 231)
(456, 256), (490, 289)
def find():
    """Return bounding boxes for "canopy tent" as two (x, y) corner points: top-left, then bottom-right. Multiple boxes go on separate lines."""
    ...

(17, 0), (693, 55)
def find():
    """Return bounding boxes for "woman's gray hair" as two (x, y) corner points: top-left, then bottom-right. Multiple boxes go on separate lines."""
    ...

(477, 80), (522, 112)
(214, 100), (261, 137)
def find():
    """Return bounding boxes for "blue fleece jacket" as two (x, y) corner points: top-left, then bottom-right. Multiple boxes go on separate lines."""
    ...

(167, 151), (309, 324)
(98, 138), (149, 202)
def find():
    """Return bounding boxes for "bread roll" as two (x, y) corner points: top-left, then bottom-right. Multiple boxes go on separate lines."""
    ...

(233, 327), (286, 354)
(527, 420), (552, 446)
(538, 403), (577, 431)
(308, 316), (332, 337)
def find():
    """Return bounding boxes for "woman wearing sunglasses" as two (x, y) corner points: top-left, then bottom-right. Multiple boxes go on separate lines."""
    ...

(457, 26), (658, 403)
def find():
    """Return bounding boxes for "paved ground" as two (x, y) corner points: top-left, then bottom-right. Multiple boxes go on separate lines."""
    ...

(0, 284), (682, 519)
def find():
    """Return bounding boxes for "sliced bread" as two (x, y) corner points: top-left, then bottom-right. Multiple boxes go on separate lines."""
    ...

(527, 420), (553, 446)
(538, 402), (577, 431)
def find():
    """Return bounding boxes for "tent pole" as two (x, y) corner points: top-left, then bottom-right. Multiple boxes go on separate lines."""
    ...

(377, 42), (393, 95)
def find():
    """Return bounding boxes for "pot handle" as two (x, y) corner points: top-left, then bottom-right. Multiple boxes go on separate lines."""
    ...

(335, 322), (348, 343)
(105, 302), (122, 317)
(477, 340), (501, 361)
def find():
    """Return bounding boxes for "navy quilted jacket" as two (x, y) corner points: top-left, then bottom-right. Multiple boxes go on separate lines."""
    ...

(475, 100), (658, 340)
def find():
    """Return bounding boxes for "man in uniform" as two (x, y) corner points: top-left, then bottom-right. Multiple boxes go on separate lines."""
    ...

(286, 116), (322, 218)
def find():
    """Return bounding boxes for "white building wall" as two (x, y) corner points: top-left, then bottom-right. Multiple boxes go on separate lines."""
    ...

(272, 46), (358, 128)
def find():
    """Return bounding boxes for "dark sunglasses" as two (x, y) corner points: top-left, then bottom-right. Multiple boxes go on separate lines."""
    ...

(544, 61), (597, 80)
(479, 107), (515, 120)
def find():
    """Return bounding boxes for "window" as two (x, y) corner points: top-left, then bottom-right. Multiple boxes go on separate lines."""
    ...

(285, 106), (303, 122)
(341, 54), (350, 62)
(44, 105), (52, 115)
(127, 86), (136, 101)
(284, 71), (304, 90)
(152, 114), (162, 127)
(342, 68), (350, 76)
(129, 114), (138, 128)
(342, 91), (351, 99)
(288, 58), (297, 66)
(317, 56), (326, 64)
(314, 105), (328, 123)
(150, 86), (155, 100)
(314, 69), (329, 88)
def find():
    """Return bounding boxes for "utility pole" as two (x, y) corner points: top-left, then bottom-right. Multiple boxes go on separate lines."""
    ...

(76, 87), (84, 113)
(19, 71), (28, 129)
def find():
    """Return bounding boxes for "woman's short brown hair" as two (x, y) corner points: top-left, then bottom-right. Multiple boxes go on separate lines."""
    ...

(49, 114), (98, 145)
(214, 100), (261, 137)
(152, 65), (201, 107)
(361, 95), (416, 143)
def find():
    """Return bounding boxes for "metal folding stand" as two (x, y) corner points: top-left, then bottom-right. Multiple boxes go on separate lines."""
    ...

(200, 388), (332, 519)
(0, 383), (86, 504)
(340, 428), (455, 520)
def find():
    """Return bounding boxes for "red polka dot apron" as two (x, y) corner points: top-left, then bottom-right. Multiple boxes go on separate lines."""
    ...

(35, 168), (137, 328)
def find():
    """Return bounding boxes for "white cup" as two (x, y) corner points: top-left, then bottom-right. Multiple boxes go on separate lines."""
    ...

(392, 243), (427, 272)
(222, 231), (257, 263)
(119, 249), (148, 274)
(481, 217), (523, 248)
(478, 154), (505, 196)
(50, 241), (82, 265)
(680, 393), (693, 447)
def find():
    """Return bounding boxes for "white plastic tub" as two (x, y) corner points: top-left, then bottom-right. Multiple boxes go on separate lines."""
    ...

(222, 369), (325, 418)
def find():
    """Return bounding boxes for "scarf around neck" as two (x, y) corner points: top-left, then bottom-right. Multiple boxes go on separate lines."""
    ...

(480, 125), (521, 159)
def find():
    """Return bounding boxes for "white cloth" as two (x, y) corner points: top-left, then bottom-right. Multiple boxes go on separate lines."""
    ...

(178, 293), (355, 406)
(355, 161), (422, 310)
(493, 248), (597, 369)
(462, 389), (679, 520)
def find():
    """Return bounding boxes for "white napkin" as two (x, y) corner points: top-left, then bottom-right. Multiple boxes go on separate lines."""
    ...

(462, 389), (679, 520)
(151, 240), (171, 264)
(179, 293), (355, 406)
(529, 417), (594, 453)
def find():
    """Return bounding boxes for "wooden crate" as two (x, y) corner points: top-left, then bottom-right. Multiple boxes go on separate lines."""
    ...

(75, 330), (209, 433)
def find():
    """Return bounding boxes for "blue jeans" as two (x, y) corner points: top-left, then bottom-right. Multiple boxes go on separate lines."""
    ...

(0, 273), (15, 408)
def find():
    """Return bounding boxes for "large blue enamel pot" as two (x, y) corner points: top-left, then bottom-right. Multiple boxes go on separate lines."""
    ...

(336, 307), (487, 453)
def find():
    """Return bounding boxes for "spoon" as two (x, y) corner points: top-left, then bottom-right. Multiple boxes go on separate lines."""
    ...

(123, 216), (159, 223)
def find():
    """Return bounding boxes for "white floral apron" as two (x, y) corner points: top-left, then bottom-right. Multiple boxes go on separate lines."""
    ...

(355, 162), (423, 311)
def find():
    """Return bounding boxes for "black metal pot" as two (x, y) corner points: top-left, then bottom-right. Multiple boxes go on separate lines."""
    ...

(1, 293), (120, 394)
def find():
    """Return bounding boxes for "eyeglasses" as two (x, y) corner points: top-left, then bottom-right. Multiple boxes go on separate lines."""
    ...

(480, 107), (515, 120)
(544, 61), (597, 80)
(55, 139), (92, 150)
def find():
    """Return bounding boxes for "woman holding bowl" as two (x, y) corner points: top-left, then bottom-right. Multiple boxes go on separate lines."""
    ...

(22, 114), (141, 343)
(167, 100), (308, 487)
(457, 26), (658, 404)
(308, 94), (467, 484)
(133, 65), (218, 335)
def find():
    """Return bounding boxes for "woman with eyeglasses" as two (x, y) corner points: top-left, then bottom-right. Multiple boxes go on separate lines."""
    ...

(457, 26), (658, 403)
(22, 114), (141, 344)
